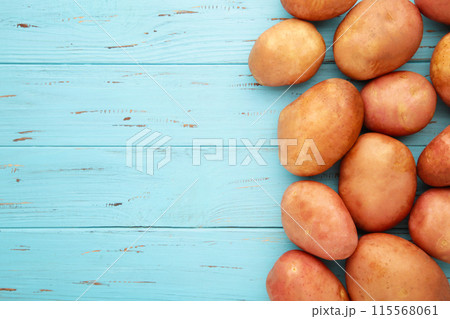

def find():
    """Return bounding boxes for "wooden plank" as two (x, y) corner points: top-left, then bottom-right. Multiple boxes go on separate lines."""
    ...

(0, 145), (432, 228)
(0, 63), (448, 147)
(0, 0), (447, 64)
(0, 228), (447, 300)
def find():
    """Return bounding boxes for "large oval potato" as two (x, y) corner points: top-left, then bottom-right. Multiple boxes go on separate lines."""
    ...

(281, 181), (358, 260)
(415, 0), (450, 25)
(409, 188), (450, 263)
(267, 250), (349, 301)
(417, 126), (450, 187)
(333, 0), (423, 80)
(431, 33), (450, 107)
(248, 19), (325, 87)
(346, 233), (450, 301)
(339, 133), (416, 232)
(361, 71), (436, 136)
(278, 78), (364, 176)
(280, 0), (356, 21)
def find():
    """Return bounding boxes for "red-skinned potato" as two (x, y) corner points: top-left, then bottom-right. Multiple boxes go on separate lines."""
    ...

(409, 188), (450, 263)
(431, 33), (450, 107)
(267, 250), (349, 301)
(346, 233), (450, 301)
(417, 126), (450, 187)
(280, 0), (356, 21)
(415, 0), (450, 25)
(248, 19), (325, 87)
(278, 78), (364, 176)
(334, 0), (423, 80)
(281, 181), (358, 260)
(339, 133), (417, 232)
(361, 71), (436, 136)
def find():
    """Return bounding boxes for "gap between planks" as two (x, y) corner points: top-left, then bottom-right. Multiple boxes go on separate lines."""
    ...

(0, 60), (433, 66)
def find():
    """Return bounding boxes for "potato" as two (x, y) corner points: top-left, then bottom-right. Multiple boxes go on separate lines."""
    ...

(267, 250), (349, 301)
(339, 133), (416, 232)
(333, 0), (423, 80)
(280, 0), (356, 21)
(281, 181), (358, 260)
(409, 188), (450, 263)
(278, 78), (364, 176)
(361, 71), (437, 136)
(248, 19), (325, 87)
(417, 126), (450, 187)
(431, 33), (450, 107)
(346, 233), (450, 301)
(415, 0), (450, 25)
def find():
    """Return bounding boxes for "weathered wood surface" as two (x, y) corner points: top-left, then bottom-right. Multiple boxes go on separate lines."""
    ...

(0, 0), (447, 64)
(0, 228), (448, 301)
(0, 0), (449, 300)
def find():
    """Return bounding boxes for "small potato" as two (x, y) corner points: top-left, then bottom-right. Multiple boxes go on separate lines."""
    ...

(280, 0), (356, 21)
(431, 33), (450, 107)
(248, 19), (325, 87)
(361, 71), (437, 136)
(409, 188), (450, 263)
(415, 0), (450, 25)
(334, 0), (423, 80)
(267, 250), (349, 301)
(417, 126), (450, 187)
(278, 78), (364, 176)
(339, 133), (416, 232)
(346, 233), (450, 301)
(281, 181), (358, 260)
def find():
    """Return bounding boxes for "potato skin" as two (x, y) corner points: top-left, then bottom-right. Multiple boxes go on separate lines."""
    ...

(333, 0), (423, 80)
(417, 126), (450, 187)
(339, 133), (417, 232)
(346, 233), (450, 301)
(409, 188), (450, 263)
(431, 33), (450, 107)
(415, 0), (450, 25)
(267, 250), (349, 301)
(280, 0), (356, 21)
(248, 19), (325, 87)
(278, 78), (364, 176)
(361, 71), (437, 136)
(281, 181), (358, 260)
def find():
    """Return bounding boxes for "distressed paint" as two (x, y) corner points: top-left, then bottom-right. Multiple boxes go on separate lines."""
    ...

(0, 0), (447, 64)
(0, 146), (440, 228)
(0, 0), (448, 301)
(1, 228), (446, 301)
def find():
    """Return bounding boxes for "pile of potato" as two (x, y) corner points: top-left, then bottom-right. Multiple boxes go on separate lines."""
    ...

(248, 0), (450, 301)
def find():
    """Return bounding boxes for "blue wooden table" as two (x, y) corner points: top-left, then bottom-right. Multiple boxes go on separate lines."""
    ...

(0, 0), (449, 300)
